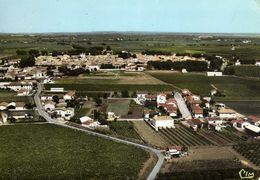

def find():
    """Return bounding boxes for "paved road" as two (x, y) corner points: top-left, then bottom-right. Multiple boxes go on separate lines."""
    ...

(174, 92), (192, 119)
(34, 83), (164, 180)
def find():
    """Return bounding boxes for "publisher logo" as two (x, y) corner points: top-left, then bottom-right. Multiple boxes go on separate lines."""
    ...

(239, 169), (255, 179)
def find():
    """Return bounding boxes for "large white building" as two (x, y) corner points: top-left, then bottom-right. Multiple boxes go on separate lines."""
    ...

(151, 116), (175, 131)
(207, 72), (223, 77)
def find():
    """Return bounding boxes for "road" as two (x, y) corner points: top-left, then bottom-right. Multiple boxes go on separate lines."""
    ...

(174, 92), (192, 119)
(34, 83), (164, 180)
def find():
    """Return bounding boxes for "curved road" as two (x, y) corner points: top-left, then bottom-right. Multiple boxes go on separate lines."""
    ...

(34, 83), (164, 180)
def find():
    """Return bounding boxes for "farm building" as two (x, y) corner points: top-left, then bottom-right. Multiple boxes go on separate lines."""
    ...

(50, 88), (64, 92)
(151, 115), (175, 131)
(217, 108), (236, 119)
(207, 72), (223, 77)
(245, 124), (260, 137)
(167, 146), (181, 156)
(80, 116), (101, 129)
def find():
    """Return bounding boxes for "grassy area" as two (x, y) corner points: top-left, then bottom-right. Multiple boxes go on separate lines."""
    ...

(106, 99), (131, 116)
(226, 65), (260, 77)
(45, 83), (174, 92)
(109, 121), (142, 140)
(0, 124), (149, 179)
(0, 90), (33, 103)
(149, 72), (260, 100)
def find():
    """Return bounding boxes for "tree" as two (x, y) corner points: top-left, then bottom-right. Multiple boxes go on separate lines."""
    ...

(19, 56), (35, 68)
(41, 50), (49, 56)
(16, 50), (27, 56)
(28, 49), (40, 57)
(121, 90), (129, 98)
(47, 70), (54, 76)
(106, 46), (112, 51)
(52, 95), (59, 104)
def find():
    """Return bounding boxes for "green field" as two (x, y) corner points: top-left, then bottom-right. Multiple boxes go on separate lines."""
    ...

(149, 72), (260, 100)
(45, 83), (174, 92)
(0, 124), (149, 179)
(109, 121), (142, 141)
(0, 90), (33, 103)
(2, 33), (260, 61)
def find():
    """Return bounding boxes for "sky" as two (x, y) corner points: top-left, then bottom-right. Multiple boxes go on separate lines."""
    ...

(1, 0), (260, 33)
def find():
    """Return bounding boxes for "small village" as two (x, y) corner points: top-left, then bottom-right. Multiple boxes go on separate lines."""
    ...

(0, 53), (260, 162)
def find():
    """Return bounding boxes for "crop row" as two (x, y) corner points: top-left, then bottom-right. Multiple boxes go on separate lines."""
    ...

(159, 127), (212, 147)
(233, 143), (260, 167)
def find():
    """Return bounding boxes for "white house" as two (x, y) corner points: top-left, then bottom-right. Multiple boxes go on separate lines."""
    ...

(207, 72), (223, 77)
(63, 91), (76, 101)
(43, 78), (54, 84)
(157, 93), (167, 105)
(235, 60), (241, 66)
(41, 94), (53, 101)
(135, 91), (148, 105)
(255, 61), (260, 66)
(54, 108), (75, 120)
(0, 112), (8, 124)
(0, 102), (8, 110)
(151, 116), (175, 131)
(44, 101), (56, 111)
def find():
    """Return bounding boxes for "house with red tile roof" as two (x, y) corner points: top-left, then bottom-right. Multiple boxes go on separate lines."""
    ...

(247, 116), (260, 126)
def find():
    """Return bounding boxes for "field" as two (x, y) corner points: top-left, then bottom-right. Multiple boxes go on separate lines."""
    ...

(149, 71), (260, 100)
(223, 101), (260, 116)
(106, 99), (131, 116)
(2, 33), (260, 61)
(0, 124), (149, 179)
(198, 129), (244, 146)
(226, 65), (260, 77)
(0, 89), (33, 103)
(132, 121), (169, 149)
(233, 143), (260, 167)
(44, 72), (174, 92)
(109, 121), (142, 141)
(158, 125), (212, 147)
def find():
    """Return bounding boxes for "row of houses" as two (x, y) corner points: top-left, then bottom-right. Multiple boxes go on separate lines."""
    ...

(0, 81), (34, 96)
(41, 90), (76, 120)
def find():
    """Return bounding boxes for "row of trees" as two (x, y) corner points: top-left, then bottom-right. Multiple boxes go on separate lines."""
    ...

(58, 66), (90, 76)
(147, 60), (209, 71)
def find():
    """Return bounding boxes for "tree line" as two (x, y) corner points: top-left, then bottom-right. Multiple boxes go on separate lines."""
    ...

(147, 60), (209, 72)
